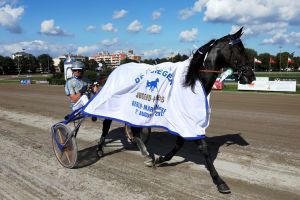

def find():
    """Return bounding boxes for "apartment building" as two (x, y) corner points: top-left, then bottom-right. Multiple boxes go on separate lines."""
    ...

(89, 50), (141, 68)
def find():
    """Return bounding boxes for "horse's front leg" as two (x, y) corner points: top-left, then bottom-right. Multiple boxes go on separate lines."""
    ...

(97, 119), (112, 157)
(130, 126), (153, 166)
(195, 139), (230, 194)
(154, 136), (185, 166)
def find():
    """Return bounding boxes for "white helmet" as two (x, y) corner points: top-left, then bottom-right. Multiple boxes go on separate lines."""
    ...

(71, 61), (85, 70)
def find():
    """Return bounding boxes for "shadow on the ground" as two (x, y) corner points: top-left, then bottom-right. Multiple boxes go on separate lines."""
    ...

(75, 126), (249, 168)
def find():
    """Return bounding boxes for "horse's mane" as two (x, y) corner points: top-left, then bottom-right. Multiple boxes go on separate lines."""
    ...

(184, 39), (216, 90)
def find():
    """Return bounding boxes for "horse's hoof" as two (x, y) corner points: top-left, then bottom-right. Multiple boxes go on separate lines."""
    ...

(96, 144), (104, 158)
(154, 156), (165, 167)
(97, 149), (104, 158)
(144, 156), (154, 167)
(217, 183), (231, 194)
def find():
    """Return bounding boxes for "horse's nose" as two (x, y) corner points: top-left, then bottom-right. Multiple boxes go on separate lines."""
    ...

(239, 76), (248, 84)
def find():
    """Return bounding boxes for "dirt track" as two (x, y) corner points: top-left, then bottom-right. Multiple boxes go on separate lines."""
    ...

(0, 84), (299, 200)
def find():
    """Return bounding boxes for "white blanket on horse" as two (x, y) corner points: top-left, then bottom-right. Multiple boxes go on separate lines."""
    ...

(83, 59), (210, 140)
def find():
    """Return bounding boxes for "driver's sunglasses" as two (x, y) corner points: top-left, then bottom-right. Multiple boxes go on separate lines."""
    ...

(72, 69), (82, 72)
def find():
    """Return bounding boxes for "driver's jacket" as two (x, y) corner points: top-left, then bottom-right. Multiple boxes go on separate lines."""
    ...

(65, 76), (90, 104)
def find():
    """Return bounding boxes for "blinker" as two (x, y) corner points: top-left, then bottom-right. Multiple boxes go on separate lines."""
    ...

(229, 38), (241, 45)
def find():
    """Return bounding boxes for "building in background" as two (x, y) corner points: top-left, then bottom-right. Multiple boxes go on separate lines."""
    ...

(11, 51), (30, 59)
(53, 54), (86, 72)
(89, 50), (141, 68)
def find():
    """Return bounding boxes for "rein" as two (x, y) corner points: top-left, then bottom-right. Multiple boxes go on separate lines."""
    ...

(198, 69), (223, 73)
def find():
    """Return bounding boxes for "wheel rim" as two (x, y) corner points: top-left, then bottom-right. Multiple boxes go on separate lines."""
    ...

(52, 123), (77, 168)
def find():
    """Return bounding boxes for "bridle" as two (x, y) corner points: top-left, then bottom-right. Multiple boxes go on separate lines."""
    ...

(198, 69), (223, 73)
(197, 37), (243, 75)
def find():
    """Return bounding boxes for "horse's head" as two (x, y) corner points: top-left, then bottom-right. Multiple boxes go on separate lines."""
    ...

(185, 27), (255, 94)
(206, 27), (255, 84)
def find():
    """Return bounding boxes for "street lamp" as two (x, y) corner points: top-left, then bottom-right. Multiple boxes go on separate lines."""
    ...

(47, 56), (49, 73)
(17, 48), (25, 75)
(17, 54), (20, 75)
(279, 46), (282, 71)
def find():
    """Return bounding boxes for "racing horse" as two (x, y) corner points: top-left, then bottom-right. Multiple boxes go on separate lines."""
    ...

(96, 27), (255, 194)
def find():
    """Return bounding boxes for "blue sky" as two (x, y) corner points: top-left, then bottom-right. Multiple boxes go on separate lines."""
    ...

(0, 0), (299, 59)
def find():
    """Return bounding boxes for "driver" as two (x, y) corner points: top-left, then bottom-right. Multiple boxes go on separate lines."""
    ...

(65, 61), (90, 111)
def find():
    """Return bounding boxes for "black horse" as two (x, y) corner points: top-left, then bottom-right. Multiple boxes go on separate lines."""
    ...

(97, 27), (255, 194)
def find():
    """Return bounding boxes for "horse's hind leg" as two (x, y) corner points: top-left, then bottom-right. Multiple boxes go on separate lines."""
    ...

(97, 119), (112, 156)
(195, 139), (231, 194)
(154, 136), (185, 166)
(131, 127), (153, 166)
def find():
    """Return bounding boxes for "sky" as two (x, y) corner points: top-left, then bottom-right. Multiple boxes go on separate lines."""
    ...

(0, 0), (299, 59)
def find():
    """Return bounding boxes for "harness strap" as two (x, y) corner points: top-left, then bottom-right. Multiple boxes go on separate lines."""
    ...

(198, 69), (224, 73)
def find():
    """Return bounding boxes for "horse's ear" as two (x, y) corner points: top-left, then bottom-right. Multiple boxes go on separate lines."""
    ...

(231, 27), (243, 40)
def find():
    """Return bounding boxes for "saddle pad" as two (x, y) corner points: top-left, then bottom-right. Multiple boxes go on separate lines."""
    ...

(83, 59), (210, 140)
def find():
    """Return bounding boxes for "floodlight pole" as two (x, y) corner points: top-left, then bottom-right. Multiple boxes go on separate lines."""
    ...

(17, 55), (20, 75)
(279, 46), (282, 71)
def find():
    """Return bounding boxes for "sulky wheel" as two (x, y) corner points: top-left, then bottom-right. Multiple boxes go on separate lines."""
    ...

(51, 123), (78, 168)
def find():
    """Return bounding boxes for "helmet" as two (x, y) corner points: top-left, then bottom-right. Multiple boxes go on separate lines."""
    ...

(71, 61), (85, 70)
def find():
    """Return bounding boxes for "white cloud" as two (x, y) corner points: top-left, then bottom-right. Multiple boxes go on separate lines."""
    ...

(40, 19), (71, 36)
(179, 0), (300, 48)
(152, 10), (161, 20)
(101, 23), (118, 32)
(0, 4), (24, 33)
(179, 28), (198, 42)
(262, 31), (300, 46)
(0, 40), (76, 57)
(112, 9), (128, 19)
(203, 0), (300, 25)
(86, 25), (96, 32)
(146, 25), (162, 34)
(127, 20), (142, 32)
(179, 0), (208, 20)
(178, 8), (194, 20)
(142, 49), (164, 59)
(101, 37), (119, 46)
(77, 45), (99, 55)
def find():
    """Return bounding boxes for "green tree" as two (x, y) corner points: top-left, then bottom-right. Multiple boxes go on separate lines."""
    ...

(58, 59), (64, 73)
(83, 57), (90, 70)
(88, 59), (99, 71)
(38, 54), (54, 73)
(276, 52), (290, 71)
(120, 57), (138, 65)
(257, 53), (271, 71)
(245, 48), (258, 60)
(0, 56), (16, 74)
(21, 54), (39, 73)
(0, 55), (4, 74)
(171, 53), (189, 62)
(143, 59), (156, 65)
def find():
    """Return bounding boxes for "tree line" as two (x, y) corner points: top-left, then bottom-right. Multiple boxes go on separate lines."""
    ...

(245, 49), (299, 71)
(0, 54), (55, 75)
(0, 49), (299, 75)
